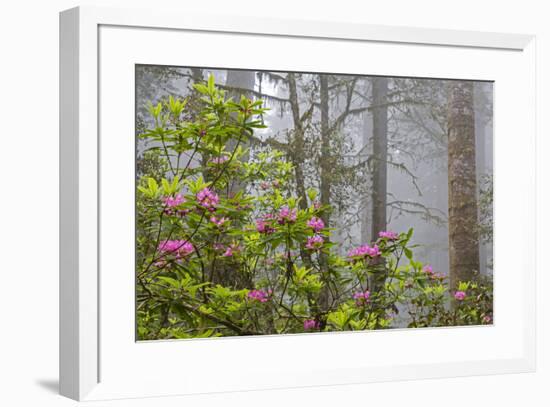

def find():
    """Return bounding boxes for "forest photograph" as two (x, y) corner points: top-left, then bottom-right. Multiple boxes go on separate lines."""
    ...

(135, 65), (493, 341)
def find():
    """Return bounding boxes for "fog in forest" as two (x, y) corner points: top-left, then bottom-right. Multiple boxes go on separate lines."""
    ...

(136, 65), (493, 284)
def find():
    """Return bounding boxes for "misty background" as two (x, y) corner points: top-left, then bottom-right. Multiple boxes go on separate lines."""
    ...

(136, 66), (493, 280)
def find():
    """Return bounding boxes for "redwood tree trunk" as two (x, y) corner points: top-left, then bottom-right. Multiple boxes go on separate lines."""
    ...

(447, 80), (480, 292)
(286, 73), (310, 212)
(318, 74), (331, 313)
(287, 73), (314, 273)
(370, 77), (388, 295)
(319, 75), (331, 232)
(370, 77), (388, 241)
(225, 70), (256, 195)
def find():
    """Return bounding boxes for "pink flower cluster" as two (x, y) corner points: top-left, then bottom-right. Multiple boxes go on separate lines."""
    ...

(353, 290), (371, 305)
(256, 218), (275, 234)
(422, 265), (445, 280)
(247, 289), (271, 303)
(454, 291), (466, 301)
(210, 216), (228, 227)
(348, 244), (381, 259)
(196, 187), (219, 211)
(303, 319), (320, 330)
(209, 156), (229, 165)
(307, 216), (325, 232)
(158, 239), (194, 258)
(222, 243), (241, 257)
(162, 194), (185, 208)
(259, 179), (281, 190)
(378, 230), (399, 240)
(277, 206), (297, 224)
(306, 235), (324, 250)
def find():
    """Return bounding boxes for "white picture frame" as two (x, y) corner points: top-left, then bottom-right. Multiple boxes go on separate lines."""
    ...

(60, 5), (536, 401)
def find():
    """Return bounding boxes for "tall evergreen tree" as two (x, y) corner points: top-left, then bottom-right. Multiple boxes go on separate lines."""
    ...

(447, 80), (480, 293)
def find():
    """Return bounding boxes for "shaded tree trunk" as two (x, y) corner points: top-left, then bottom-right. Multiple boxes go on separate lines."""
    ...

(360, 108), (373, 245)
(370, 77), (388, 294)
(286, 73), (310, 212)
(287, 73), (315, 271)
(447, 81), (480, 292)
(370, 77), (388, 242)
(319, 75), (331, 229)
(318, 74), (331, 313)
(226, 70), (256, 99)
(474, 82), (487, 276)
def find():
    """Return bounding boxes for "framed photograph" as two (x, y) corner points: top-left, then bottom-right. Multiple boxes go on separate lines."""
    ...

(60, 6), (536, 401)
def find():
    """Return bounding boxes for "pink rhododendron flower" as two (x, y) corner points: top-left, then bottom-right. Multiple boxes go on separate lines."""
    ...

(209, 156), (229, 165)
(222, 243), (240, 257)
(278, 206), (297, 224)
(353, 290), (371, 305)
(313, 201), (322, 210)
(483, 315), (492, 324)
(210, 216), (227, 227)
(162, 194), (185, 208)
(378, 230), (398, 240)
(307, 216), (325, 232)
(196, 187), (219, 210)
(247, 289), (271, 303)
(256, 219), (275, 234)
(423, 265), (434, 274)
(303, 319), (319, 330)
(454, 291), (466, 301)
(158, 240), (194, 258)
(260, 181), (270, 190)
(348, 244), (381, 259)
(306, 235), (324, 250)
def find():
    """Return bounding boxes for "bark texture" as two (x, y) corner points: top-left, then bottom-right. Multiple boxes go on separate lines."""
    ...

(370, 77), (388, 242)
(370, 77), (388, 294)
(318, 74), (331, 313)
(447, 81), (480, 291)
(286, 73), (310, 212)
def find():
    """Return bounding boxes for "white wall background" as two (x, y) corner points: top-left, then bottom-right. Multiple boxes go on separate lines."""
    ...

(0, 0), (547, 406)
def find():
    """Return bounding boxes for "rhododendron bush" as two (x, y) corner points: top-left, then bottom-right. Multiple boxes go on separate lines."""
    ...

(136, 76), (492, 340)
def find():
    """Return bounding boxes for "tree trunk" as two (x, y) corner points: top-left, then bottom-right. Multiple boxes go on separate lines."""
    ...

(360, 108), (373, 245)
(319, 75), (331, 232)
(226, 70), (256, 98)
(370, 77), (388, 242)
(370, 77), (388, 295)
(474, 82), (487, 276)
(225, 70), (256, 195)
(318, 74), (332, 314)
(447, 80), (480, 292)
(286, 73), (310, 212)
(286, 73), (315, 272)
